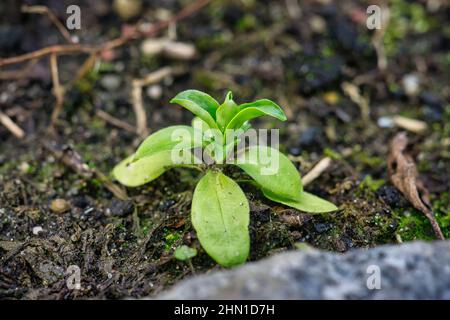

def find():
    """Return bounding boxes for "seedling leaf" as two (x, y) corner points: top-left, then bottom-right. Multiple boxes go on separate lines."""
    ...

(262, 189), (338, 213)
(170, 90), (219, 129)
(226, 99), (287, 131)
(236, 146), (302, 200)
(191, 171), (250, 267)
(216, 91), (241, 131)
(134, 125), (201, 161)
(174, 245), (198, 261)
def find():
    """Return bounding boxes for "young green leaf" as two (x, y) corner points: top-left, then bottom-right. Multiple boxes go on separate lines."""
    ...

(236, 146), (302, 201)
(191, 171), (250, 267)
(170, 90), (219, 130)
(226, 99), (287, 131)
(174, 245), (198, 261)
(134, 125), (201, 161)
(113, 149), (194, 187)
(216, 91), (241, 132)
(262, 189), (338, 213)
(113, 152), (171, 187)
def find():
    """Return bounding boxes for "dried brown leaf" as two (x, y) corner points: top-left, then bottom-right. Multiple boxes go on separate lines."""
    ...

(388, 132), (444, 239)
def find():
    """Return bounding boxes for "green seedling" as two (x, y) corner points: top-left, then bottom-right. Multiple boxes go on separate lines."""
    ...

(174, 245), (198, 261)
(113, 90), (337, 267)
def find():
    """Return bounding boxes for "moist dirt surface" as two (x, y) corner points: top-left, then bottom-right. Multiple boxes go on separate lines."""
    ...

(0, 0), (449, 299)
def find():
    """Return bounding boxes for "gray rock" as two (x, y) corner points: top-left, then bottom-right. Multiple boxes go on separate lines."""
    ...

(158, 241), (450, 299)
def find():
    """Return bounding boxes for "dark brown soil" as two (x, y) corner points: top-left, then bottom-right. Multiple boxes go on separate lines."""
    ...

(0, 0), (449, 299)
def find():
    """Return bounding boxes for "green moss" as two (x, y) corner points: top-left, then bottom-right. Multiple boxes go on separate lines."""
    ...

(236, 14), (258, 31)
(394, 193), (450, 241)
(324, 147), (342, 160)
(360, 175), (385, 192)
(164, 229), (183, 252)
(384, 0), (436, 56)
(353, 151), (384, 168)
(140, 219), (154, 237)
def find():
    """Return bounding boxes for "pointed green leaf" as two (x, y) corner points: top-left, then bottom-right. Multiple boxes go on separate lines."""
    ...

(191, 171), (250, 267)
(113, 152), (172, 187)
(113, 149), (194, 187)
(236, 146), (302, 200)
(170, 90), (219, 130)
(262, 189), (338, 213)
(216, 91), (240, 131)
(134, 125), (201, 161)
(226, 99), (287, 131)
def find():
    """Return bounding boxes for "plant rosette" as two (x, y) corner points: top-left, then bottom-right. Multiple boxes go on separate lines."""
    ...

(113, 90), (338, 267)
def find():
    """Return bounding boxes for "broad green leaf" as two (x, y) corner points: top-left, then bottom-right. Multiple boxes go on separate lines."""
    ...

(134, 125), (201, 161)
(191, 171), (250, 267)
(236, 146), (302, 201)
(226, 99), (287, 131)
(216, 91), (240, 132)
(113, 150), (193, 187)
(170, 90), (219, 130)
(174, 245), (197, 261)
(262, 189), (338, 213)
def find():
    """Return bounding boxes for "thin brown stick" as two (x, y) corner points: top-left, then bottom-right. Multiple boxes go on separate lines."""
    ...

(49, 54), (65, 124)
(0, 60), (38, 80)
(95, 109), (135, 133)
(131, 80), (147, 138)
(0, 44), (96, 67)
(133, 66), (174, 87)
(72, 53), (98, 85)
(302, 157), (332, 186)
(371, 2), (389, 71)
(131, 66), (186, 137)
(131, 67), (170, 137)
(0, 111), (25, 139)
(21, 5), (74, 44)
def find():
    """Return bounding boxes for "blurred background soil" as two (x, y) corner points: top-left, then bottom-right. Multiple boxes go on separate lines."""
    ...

(0, 0), (449, 299)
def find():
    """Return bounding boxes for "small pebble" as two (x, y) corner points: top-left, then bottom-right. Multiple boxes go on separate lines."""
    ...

(146, 85), (163, 100)
(19, 162), (30, 174)
(141, 39), (166, 56)
(50, 199), (71, 214)
(310, 15), (327, 33)
(163, 41), (197, 60)
(109, 199), (133, 217)
(113, 0), (142, 21)
(100, 75), (121, 91)
(377, 116), (395, 128)
(32, 226), (44, 235)
(323, 91), (340, 105)
(402, 74), (420, 97)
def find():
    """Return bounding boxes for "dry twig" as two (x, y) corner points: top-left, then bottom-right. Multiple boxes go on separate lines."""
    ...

(49, 53), (65, 124)
(341, 81), (370, 122)
(371, 2), (390, 71)
(387, 132), (444, 239)
(0, 111), (25, 139)
(131, 66), (186, 138)
(302, 157), (332, 186)
(21, 5), (74, 43)
(95, 109), (135, 133)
